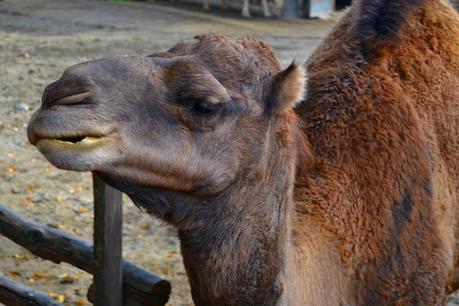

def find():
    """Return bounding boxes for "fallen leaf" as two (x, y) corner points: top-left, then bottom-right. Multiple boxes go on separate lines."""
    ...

(30, 271), (51, 281)
(78, 207), (89, 213)
(48, 292), (65, 303)
(55, 295), (65, 302)
(139, 223), (150, 230)
(9, 271), (21, 279)
(73, 272), (83, 280)
(75, 298), (88, 305)
(58, 273), (77, 284)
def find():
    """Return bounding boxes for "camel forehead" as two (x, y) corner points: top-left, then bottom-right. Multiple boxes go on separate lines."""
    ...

(151, 34), (282, 78)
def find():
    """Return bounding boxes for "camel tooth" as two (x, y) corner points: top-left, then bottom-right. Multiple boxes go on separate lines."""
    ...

(81, 136), (101, 144)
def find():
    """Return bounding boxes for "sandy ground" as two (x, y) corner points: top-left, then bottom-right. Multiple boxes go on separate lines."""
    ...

(0, 0), (457, 305)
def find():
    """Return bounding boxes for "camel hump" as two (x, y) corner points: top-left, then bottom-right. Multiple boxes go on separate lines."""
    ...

(353, 0), (425, 40)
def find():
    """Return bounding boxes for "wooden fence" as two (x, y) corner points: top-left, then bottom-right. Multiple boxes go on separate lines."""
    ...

(0, 174), (171, 306)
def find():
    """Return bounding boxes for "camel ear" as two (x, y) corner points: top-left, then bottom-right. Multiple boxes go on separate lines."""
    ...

(266, 62), (306, 114)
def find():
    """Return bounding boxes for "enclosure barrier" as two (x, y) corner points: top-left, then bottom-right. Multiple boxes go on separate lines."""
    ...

(0, 174), (171, 306)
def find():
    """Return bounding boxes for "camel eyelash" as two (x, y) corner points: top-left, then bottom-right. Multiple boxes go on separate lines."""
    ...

(181, 97), (226, 116)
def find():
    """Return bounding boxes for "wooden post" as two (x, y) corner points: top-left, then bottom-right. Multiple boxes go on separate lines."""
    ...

(93, 174), (123, 306)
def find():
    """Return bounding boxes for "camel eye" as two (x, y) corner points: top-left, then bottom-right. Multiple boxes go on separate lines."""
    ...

(191, 100), (218, 115)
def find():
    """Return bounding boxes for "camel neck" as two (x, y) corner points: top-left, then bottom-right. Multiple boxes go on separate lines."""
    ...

(178, 178), (293, 306)
(119, 115), (305, 305)
(177, 118), (301, 305)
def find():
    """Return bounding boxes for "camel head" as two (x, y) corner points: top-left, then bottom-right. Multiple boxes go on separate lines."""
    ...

(28, 34), (306, 199)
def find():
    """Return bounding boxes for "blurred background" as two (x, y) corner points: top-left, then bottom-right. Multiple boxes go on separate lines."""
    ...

(0, 0), (458, 305)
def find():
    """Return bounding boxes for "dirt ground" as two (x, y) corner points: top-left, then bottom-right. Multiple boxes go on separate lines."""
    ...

(0, 0), (457, 305)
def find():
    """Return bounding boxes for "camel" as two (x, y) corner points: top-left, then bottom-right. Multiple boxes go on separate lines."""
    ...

(27, 0), (458, 304)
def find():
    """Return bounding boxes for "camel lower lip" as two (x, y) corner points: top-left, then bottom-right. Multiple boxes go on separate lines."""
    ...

(36, 134), (115, 152)
(32, 133), (120, 171)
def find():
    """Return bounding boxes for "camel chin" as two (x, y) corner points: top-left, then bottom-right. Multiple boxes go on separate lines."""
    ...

(35, 133), (121, 172)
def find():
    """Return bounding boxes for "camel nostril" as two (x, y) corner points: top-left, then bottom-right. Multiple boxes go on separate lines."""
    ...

(53, 91), (92, 106)
(42, 73), (94, 107)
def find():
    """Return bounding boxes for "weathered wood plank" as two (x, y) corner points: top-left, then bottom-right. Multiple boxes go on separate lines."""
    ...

(93, 174), (123, 306)
(0, 275), (61, 306)
(0, 202), (171, 306)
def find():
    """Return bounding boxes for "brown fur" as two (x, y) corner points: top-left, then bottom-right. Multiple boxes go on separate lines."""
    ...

(294, 1), (458, 303)
(27, 0), (458, 305)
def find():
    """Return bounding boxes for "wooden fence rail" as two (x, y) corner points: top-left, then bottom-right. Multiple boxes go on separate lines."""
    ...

(0, 176), (171, 306)
(0, 276), (61, 306)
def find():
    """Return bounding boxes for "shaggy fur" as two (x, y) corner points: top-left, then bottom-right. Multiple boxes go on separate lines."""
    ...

(353, 0), (426, 39)
(296, 0), (459, 303)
